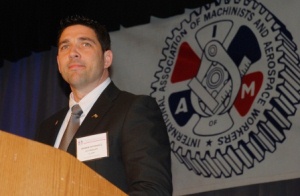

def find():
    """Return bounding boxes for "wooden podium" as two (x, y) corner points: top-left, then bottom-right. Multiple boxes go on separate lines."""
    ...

(0, 130), (127, 196)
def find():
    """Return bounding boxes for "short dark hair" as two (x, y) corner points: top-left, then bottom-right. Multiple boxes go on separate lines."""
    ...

(57, 15), (111, 52)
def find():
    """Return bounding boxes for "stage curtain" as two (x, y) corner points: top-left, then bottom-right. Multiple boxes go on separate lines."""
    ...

(0, 47), (69, 139)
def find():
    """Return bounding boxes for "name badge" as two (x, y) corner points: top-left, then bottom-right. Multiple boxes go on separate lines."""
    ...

(76, 132), (108, 161)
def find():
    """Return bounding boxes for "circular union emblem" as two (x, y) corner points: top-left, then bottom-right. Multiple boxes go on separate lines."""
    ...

(151, 0), (300, 178)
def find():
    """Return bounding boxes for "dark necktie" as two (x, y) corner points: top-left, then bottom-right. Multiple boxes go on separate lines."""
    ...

(59, 104), (83, 151)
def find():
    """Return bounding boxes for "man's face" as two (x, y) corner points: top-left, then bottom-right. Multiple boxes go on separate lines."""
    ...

(57, 24), (112, 92)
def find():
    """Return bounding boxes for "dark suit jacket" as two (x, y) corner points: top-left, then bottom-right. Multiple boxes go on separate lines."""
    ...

(35, 82), (173, 195)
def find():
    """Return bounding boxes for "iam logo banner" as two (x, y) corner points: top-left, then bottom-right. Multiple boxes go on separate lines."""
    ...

(151, 0), (300, 178)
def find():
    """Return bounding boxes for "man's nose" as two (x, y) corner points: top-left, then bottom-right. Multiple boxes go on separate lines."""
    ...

(69, 46), (80, 59)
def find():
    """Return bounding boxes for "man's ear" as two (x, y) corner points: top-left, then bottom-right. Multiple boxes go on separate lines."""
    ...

(104, 50), (113, 68)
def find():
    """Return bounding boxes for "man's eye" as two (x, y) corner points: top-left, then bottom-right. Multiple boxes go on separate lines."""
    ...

(83, 42), (91, 47)
(60, 45), (69, 50)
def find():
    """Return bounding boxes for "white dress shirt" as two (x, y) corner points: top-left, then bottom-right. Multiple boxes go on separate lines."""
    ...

(54, 78), (111, 148)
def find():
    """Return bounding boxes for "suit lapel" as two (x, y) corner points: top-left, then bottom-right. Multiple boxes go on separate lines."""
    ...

(43, 107), (68, 146)
(74, 82), (120, 138)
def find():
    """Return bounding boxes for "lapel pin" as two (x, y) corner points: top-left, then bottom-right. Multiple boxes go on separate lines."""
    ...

(92, 114), (99, 118)
(55, 120), (58, 125)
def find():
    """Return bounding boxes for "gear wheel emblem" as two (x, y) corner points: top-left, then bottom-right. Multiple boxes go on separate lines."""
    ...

(151, 0), (300, 178)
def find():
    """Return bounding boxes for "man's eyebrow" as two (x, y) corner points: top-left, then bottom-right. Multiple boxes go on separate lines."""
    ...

(58, 39), (69, 47)
(58, 37), (97, 47)
(78, 37), (97, 44)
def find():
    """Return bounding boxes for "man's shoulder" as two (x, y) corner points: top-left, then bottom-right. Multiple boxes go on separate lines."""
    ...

(42, 107), (69, 124)
(107, 81), (153, 100)
(118, 89), (154, 102)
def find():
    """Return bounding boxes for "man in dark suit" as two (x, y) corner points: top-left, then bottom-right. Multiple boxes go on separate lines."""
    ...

(35, 15), (172, 195)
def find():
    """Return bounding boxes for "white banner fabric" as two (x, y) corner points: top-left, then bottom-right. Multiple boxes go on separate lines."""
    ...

(110, 0), (300, 195)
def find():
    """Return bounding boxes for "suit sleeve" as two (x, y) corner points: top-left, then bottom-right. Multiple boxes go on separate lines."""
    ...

(121, 96), (173, 196)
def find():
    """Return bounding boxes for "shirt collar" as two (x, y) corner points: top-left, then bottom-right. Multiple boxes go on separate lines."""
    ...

(69, 77), (111, 116)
